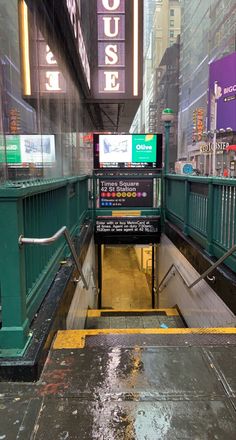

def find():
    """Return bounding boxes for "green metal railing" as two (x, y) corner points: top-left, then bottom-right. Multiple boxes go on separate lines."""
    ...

(165, 175), (236, 271)
(1, 172), (235, 353)
(0, 176), (89, 353)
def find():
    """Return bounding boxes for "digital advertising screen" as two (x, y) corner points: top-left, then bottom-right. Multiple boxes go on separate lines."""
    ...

(208, 52), (236, 131)
(93, 133), (162, 169)
(0, 135), (56, 166)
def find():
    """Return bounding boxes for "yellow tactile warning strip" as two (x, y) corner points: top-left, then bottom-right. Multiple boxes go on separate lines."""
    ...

(53, 327), (236, 350)
(112, 210), (141, 217)
(87, 308), (180, 317)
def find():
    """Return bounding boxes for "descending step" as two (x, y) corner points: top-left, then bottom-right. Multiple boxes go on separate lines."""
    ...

(85, 308), (186, 329)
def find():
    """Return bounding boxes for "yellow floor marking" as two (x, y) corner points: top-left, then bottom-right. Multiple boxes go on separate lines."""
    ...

(53, 327), (236, 350)
(112, 210), (141, 217)
(87, 308), (179, 317)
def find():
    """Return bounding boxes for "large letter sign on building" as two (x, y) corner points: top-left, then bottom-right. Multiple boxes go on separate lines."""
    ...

(96, 0), (142, 98)
(98, 0), (125, 93)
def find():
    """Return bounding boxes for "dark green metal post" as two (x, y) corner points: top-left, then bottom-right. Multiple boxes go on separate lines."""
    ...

(164, 121), (171, 175)
(161, 108), (174, 228)
(206, 180), (214, 255)
(183, 178), (190, 235)
(0, 198), (29, 352)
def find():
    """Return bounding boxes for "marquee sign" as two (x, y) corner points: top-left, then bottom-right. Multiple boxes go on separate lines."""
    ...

(94, 0), (143, 99)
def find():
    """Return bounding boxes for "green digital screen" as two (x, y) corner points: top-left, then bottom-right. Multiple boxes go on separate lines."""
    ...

(0, 135), (21, 163)
(132, 134), (157, 162)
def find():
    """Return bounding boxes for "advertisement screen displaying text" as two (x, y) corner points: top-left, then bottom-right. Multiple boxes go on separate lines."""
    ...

(93, 134), (162, 169)
(0, 135), (55, 166)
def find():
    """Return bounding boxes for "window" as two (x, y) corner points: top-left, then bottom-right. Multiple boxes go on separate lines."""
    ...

(170, 20), (174, 27)
(170, 31), (174, 38)
(170, 9), (174, 16)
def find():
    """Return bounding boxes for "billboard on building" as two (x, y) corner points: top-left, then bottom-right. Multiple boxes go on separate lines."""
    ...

(208, 52), (236, 131)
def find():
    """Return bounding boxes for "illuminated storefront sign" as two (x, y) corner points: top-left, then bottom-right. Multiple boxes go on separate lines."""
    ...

(37, 41), (67, 94)
(96, 0), (141, 97)
(199, 142), (229, 153)
(192, 108), (204, 143)
(97, 0), (125, 93)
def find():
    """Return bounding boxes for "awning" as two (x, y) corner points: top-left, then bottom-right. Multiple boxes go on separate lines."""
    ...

(225, 145), (236, 151)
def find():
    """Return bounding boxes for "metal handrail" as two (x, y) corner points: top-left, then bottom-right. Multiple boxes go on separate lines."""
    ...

(158, 242), (236, 292)
(19, 226), (88, 290)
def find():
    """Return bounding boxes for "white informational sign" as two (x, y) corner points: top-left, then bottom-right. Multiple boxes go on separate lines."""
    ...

(20, 135), (55, 164)
(99, 134), (132, 163)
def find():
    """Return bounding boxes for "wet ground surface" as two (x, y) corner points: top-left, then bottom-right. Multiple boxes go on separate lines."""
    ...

(86, 314), (185, 329)
(0, 340), (236, 439)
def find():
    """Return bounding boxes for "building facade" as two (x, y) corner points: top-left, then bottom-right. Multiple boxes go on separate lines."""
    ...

(178, 0), (236, 175)
(132, 0), (181, 167)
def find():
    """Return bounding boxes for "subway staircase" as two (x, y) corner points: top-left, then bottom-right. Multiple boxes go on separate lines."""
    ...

(85, 308), (186, 330)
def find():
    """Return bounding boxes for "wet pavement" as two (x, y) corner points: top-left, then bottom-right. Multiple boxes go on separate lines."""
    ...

(0, 341), (236, 439)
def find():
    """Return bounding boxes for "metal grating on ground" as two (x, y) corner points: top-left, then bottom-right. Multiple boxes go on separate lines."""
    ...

(85, 333), (236, 348)
(85, 315), (186, 329)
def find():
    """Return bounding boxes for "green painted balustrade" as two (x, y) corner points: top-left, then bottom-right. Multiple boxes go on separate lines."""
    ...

(165, 175), (236, 271)
(0, 176), (90, 353)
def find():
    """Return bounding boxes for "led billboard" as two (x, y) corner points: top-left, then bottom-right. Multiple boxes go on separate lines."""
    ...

(0, 135), (55, 165)
(93, 133), (162, 169)
(208, 52), (236, 131)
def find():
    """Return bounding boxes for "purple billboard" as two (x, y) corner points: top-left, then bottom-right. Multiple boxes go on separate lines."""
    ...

(208, 52), (236, 131)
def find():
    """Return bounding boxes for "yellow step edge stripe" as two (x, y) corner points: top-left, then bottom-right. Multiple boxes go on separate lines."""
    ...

(87, 308), (179, 317)
(53, 327), (236, 350)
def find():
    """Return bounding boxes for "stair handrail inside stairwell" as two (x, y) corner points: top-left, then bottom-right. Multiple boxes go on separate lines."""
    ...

(19, 226), (88, 290)
(158, 242), (236, 292)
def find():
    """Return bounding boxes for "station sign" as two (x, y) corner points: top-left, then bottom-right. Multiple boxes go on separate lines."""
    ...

(99, 178), (153, 208)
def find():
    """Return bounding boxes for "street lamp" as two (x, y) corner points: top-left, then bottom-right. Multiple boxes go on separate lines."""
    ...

(161, 108), (174, 174)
